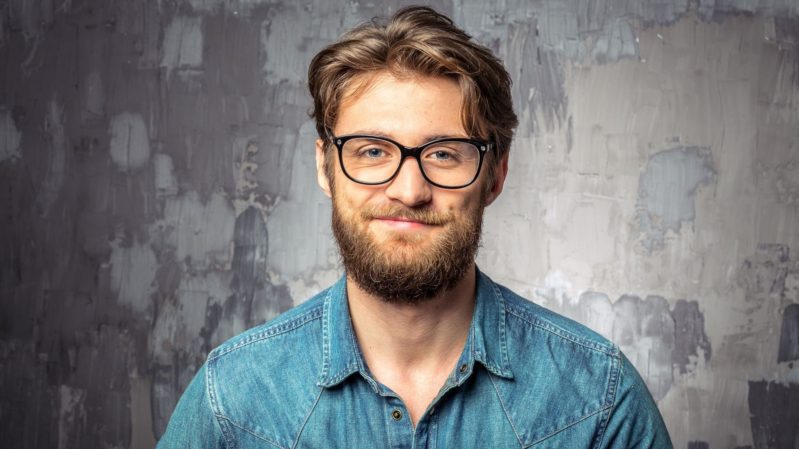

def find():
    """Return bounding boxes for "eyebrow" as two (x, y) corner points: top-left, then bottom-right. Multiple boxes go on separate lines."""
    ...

(341, 130), (469, 143)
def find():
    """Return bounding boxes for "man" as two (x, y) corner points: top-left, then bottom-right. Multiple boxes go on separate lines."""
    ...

(158, 6), (672, 448)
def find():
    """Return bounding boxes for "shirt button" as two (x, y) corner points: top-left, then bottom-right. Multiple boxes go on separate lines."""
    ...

(459, 364), (468, 373)
(391, 409), (402, 421)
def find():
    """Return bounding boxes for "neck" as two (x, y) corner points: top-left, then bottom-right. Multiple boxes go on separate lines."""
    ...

(346, 264), (477, 371)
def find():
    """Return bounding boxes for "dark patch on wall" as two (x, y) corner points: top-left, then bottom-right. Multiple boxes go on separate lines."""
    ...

(778, 304), (799, 363)
(687, 442), (709, 449)
(773, 17), (799, 89)
(672, 300), (712, 374)
(748, 381), (799, 449)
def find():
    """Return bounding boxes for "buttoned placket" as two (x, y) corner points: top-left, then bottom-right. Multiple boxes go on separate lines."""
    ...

(315, 270), (513, 449)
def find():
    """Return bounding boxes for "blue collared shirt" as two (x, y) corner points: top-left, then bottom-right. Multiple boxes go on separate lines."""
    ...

(158, 270), (672, 448)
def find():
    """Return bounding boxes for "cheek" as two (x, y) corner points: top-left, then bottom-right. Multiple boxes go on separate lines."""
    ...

(332, 178), (381, 212)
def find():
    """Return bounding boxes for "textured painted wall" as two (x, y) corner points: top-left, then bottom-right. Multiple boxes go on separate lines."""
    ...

(1, 1), (797, 448)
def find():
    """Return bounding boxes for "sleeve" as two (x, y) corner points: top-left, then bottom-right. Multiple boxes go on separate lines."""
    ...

(598, 353), (674, 449)
(156, 363), (228, 449)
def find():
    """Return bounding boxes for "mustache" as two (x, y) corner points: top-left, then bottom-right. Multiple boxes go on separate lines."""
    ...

(360, 205), (451, 226)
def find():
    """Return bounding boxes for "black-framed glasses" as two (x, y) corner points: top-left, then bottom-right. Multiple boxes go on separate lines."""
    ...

(329, 134), (493, 189)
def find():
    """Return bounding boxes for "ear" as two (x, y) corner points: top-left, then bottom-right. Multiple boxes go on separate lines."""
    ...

(315, 138), (332, 198)
(484, 152), (509, 206)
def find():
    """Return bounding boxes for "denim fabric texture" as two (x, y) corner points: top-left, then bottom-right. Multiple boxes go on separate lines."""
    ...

(157, 270), (673, 448)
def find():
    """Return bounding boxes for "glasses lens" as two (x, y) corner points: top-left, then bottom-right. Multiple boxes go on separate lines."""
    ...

(420, 141), (480, 187)
(340, 137), (401, 184)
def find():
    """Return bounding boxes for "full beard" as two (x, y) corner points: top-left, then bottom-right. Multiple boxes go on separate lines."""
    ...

(332, 202), (484, 305)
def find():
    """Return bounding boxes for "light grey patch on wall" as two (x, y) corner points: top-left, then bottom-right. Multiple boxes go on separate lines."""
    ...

(672, 299), (712, 374)
(109, 112), (151, 171)
(37, 97), (66, 216)
(590, 18), (639, 64)
(778, 304), (799, 363)
(109, 237), (157, 316)
(577, 291), (615, 338)
(636, 146), (716, 253)
(58, 385), (87, 449)
(161, 16), (204, 80)
(154, 153), (178, 198)
(610, 294), (676, 401)
(162, 192), (236, 270)
(0, 107), (22, 163)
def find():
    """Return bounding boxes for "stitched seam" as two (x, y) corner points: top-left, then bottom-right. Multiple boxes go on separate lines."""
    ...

(210, 307), (323, 359)
(526, 405), (612, 448)
(205, 356), (236, 448)
(491, 282), (511, 371)
(505, 306), (613, 354)
(487, 373), (524, 448)
(291, 388), (324, 449)
(224, 418), (288, 448)
(319, 292), (332, 380)
(593, 352), (622, 449)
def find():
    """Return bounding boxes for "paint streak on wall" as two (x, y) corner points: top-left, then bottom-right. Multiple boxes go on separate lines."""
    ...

(37, 97), (67, 216)
(161, 17), (204, 80)
(109, 237), (157, 315)
(109, 112), (151, 171)
(161, 192), (236, 270)
(0, 108), (22, 163)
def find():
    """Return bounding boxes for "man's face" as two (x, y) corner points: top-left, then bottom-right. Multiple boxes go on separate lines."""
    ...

(315, 72), (507, 303)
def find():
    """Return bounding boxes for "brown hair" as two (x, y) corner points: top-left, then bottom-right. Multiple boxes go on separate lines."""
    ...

(307, 6), (518, 164)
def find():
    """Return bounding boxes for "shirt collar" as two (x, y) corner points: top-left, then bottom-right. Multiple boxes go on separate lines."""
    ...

(316, 268), (513, 389)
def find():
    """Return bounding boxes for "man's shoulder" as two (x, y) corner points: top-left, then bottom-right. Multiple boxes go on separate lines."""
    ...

(494, 281), (619, 358)
(485, 278), (634, 444)
(207, 286), (329, 363)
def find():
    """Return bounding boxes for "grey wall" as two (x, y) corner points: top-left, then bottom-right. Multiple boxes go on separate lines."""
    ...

(1, 0), (798, 448)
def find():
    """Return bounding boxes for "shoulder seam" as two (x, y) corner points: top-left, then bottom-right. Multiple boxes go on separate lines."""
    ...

(504, 302), (616, 355)
(209, 306), (324, 360)
(593, 352), (623, 448)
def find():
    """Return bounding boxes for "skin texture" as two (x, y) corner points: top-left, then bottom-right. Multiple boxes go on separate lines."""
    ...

(315, 71), (509, 424)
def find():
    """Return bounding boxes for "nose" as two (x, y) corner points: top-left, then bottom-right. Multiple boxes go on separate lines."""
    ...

(384, 156), (433, 207)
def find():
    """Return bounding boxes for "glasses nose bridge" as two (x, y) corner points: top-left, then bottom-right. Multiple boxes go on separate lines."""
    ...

(394, 143), (427, 176)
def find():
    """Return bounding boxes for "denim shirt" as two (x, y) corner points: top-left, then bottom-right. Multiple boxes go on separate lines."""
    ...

(158, 270), (673, 448)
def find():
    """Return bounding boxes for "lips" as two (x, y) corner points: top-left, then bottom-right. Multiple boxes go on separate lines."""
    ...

(375, 215), (431, 225)
(363, 207), (449, 226)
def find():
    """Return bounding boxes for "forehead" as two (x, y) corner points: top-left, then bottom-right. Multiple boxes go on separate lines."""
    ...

(334, 71), (467, 141)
